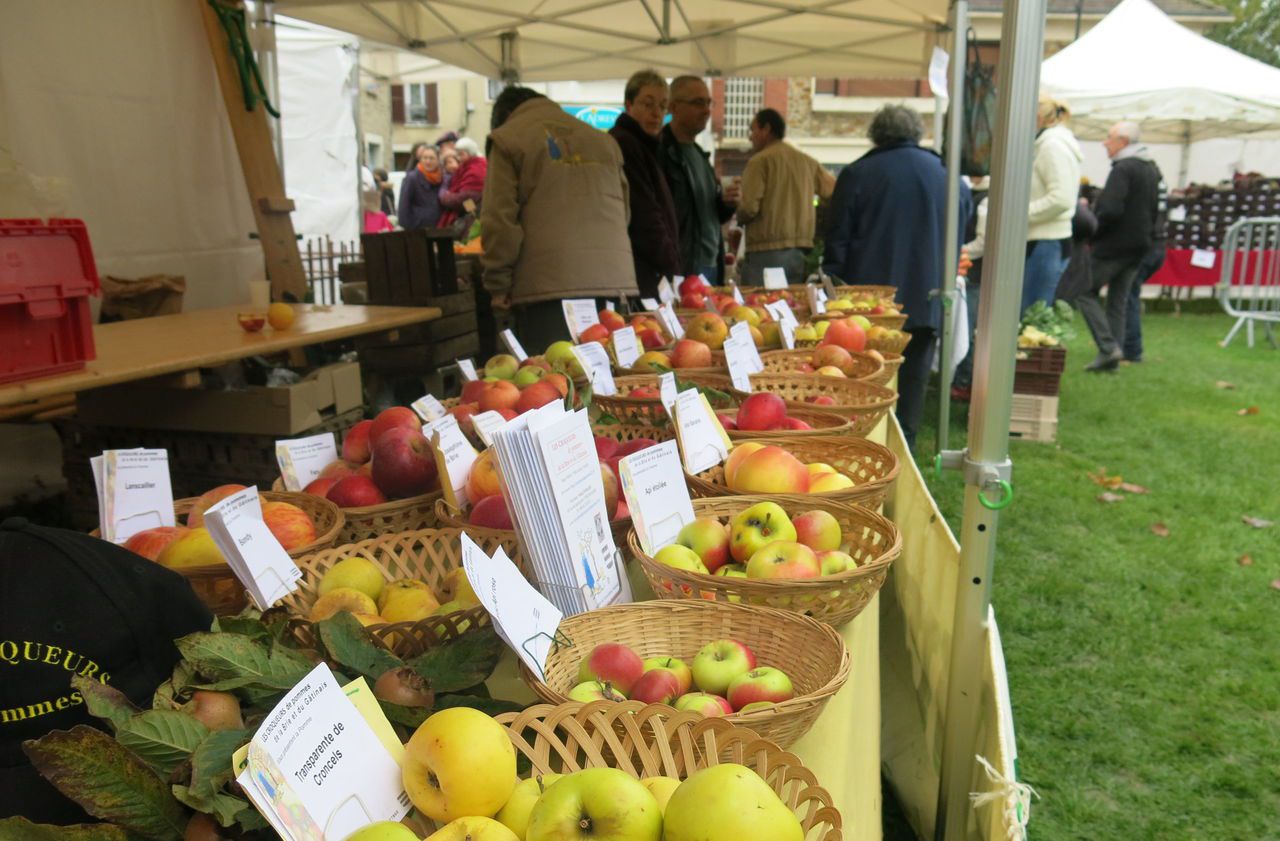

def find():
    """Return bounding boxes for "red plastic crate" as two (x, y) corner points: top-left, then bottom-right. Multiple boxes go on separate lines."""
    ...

(0, 218), (101, 385)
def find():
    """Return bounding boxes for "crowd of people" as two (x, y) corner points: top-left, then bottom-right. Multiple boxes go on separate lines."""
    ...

(362, 77), (1167, 449)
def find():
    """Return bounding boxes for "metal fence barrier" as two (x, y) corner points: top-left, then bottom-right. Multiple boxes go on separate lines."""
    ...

(1218, 217), (1280, 348)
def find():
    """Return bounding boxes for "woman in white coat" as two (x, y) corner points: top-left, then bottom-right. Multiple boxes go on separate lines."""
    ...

(1022, 96), (1082, 315)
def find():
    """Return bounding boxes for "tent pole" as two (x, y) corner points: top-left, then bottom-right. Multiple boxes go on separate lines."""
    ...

(933, 0), (1046, 835)
(936, 0), (968, 455)
(1178, 120), (1192, 187)
(253, 1), (284, 173)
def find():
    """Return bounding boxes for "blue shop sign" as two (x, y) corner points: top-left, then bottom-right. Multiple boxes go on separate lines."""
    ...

(562, 105), (671, 130)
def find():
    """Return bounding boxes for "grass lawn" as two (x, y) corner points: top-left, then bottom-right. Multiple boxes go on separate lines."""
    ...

(909, 307), (1280, 839)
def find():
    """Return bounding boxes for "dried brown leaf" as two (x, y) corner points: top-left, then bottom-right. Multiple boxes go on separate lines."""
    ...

(1237, 406), (1260, 416)
(1271, 580), (1280, 592)
(1119, 482), (1149, 495)
(1097, 492), (1125, 504)
(1242, 515), (1274, 529)
(1215, 380), (1236, 390)
(1088, 470), (1124, 489)
(1150, 522), (1170, 537)
(1238, 554), (1254, 567)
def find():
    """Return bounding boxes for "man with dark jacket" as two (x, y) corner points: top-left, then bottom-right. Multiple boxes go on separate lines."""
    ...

(823, 104), (971, 449)
(1079, 121), (1164, 372)
(658, 76), (738, 283)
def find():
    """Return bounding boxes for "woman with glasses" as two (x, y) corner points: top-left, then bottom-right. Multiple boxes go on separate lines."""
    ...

(609, 69), (681, 298)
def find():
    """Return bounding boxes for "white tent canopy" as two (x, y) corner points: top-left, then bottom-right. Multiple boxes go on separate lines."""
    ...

(1041, 0), (1280, 142)
(275, 0), (948, 81)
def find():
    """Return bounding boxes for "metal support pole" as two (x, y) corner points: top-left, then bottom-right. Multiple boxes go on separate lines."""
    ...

(936, 0), (968, 455)
(933, 98), (946, 154)
(933, 0), (1046, 835)
(252, 1), (284, 172)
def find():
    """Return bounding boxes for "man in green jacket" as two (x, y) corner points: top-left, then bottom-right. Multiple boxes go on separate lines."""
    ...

(658, 76), (738, 284)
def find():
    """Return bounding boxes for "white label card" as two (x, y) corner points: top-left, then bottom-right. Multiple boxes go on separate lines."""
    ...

(571, 341), (617, 396)
(472, 411), (508, 448)
(457, 358), (478, 381)
(641, 298), (660, 311)
(426, 415), (480, 508)
(673, 389), (730, 475)
(779, 319), (796, 349)
(618, 440), (696, 555)
(203, 486), (301, 609)
(606, 301), (616, 312)
(460, 534), (564, 680)
(763, 267), (788, 290)
(765, 300), (797, 349)
(102, 449), (176, 543)
(562, 298), (600, 340)
(731, 284), (745, 305)
(611, 326), (640, 369)
(822, 275), (838, 297)
(500, 329), (528, 361)
(657, 278), (675, 304)
(658, 303), (685, 340)
(807, 284), (827, 314)
(728, 321), (764, 373)
(722, 333), (756, 392)
(1191, 248), (1216, 269)
(410, 394), (447, 422)
(659, 372), (679, 418)
(275, 432), (339, 492)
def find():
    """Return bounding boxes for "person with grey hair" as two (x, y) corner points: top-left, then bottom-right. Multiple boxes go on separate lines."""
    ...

(610, 69), (681, 297)
(437, 136), (486, 231)
(823, 103), (971, 449)
(1078, 120), (1164, 371)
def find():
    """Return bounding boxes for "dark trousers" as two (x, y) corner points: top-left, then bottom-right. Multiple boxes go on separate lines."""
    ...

(897, 327), (937, 450)
(1123, 245), (1166, 360)
(1079, 254), (1143, 356)
(514, 299), (573, 351)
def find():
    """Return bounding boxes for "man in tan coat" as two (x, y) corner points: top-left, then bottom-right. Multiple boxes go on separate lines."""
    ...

(481, 86), (638, 350)
(736, 108), (835, 285)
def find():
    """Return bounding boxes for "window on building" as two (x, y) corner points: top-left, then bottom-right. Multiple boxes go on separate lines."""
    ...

(391, 83), (439, 126)
(813, 78), (928, 97)
(366, 141), (383, 169)
(723, 78), (764, 140)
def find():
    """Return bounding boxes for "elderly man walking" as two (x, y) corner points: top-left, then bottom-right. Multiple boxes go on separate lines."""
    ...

(736, 108), (835, 285)
(1078, 120), (1164, 372)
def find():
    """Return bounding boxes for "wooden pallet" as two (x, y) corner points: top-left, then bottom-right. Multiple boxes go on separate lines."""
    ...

(1008, 393), (1058, 443)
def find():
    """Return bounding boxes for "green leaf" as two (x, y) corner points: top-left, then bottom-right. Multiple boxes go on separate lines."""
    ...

(170, 785), (244, 828)
(0, 817), (145, 841)
(317, 612), (404, 682)
(378, 701), (431, 729)
(187, 728), (250, 801)
(152, 661), (196, 711)
(406, 627), (504, 693)
(72, 676), (139, 732)
(175, 632), (312, 692)
(211, 615), (270, 643)
(23, 726), (187, 841)
(235, 806), (270, 833)
(115, 711), (209, 777)
(434, 694), (526, 716)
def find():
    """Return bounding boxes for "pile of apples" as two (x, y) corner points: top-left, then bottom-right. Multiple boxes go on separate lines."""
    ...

(351, 706), (805, 841)
(827, 292), (900, 315)
(715, 392), (812, 431)
(460, 434), (660, 529)
(570, 639), (793, 716)
(306, 555), (478, 632)
(121, 484), (317, 569)
(578, 308), (668, 351)
(721, 442), (856, 494)
(653, 500), (859, 581)
(795, 311), (904, 346)
(300, 407), (441, 508)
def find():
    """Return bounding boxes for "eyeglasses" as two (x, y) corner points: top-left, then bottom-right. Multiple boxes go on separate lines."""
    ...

(673, 97), (714, 108)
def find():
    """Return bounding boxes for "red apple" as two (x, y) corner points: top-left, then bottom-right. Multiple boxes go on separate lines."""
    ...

(478, 380), (521, 413)
(594, 435), (620, 461)
(807, 395), (837, 406)
(616, 437), (659, 457)
(727, 667), (795, 710)
(515, 380), (561, 414)
(628, 386), (660, 399)
(669, 339), (712, 369)
(123, 526), (190, 561)
(261, 501), (317, 551)
(370, 427), (438, 499)
(461, 380), (489, 404)
(326, 474), (386, 508)
(302, 476), (339, 498)
(577, 643), (645, 696)
(716, 413), (738, 430)
(736, 393), (788, 431)
(629, 668), (682, 704)
(369, 406), (421, 446)
(600, 464), (620, 519)
(319, 459), (357, 480)
(638, 328), (665, 349)
(186, 484), (248, 528)
(642, 656), (693, 695)
(448, 403), (480, 438)
(821, 318), (867, 352)
(341, 420), (374, 464)
(674, 692), (734, 717)
(782, 417), (812, 430)
(680, 291), (706, 310)
(469, 494), (514, 530)
(676, 517), (732, 573)
(679, 275), (709, 297)
(599, 309), (626, 331)
(793, 510), (843, 552)
(579, 323), (611, 344)
(745, 540), (821, 580)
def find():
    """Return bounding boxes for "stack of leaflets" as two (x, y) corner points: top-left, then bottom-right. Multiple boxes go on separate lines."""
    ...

(90, 448), (175, 543)
(488, 401), (631, 616)
(203, 486), (302, 610)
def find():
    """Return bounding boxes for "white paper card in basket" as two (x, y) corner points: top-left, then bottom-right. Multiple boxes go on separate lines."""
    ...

(640, 297), (660, 311)
(460, 533), (563, 680)
(571, 341), (617, 396)
(500, 328), (528, 361)
(657, 277), (675, 304)
(728, 321), (764, 372)
(203, 486), (300, 610)
(456, 358), (479, 381)
(619, 440), (695, 555)
(410, 394), (447, 422)
(721, 331), (755, 393)
(659, 372), (679, 417)
(561, 298), (600, 340)
(673, 389), (730, 475)
(611, 325), (641, 369)
(275, 433), (339, 492)
(97, 449), (176, 543)
(762, 267), (788, 289)
(425, 414), (479, 509)
(657, 302), (684, 339)
(807, 284), (827, 314)
(472, 410), (508, 448)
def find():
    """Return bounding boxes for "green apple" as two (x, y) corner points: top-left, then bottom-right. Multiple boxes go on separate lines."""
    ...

(713, 564), (747, 578)
(653, 544), (709, 574)
(661, 763), (803, 841)
(728, 502), (796, 563)
(675, 517), (731, 572)
(640, 776), (681, 813)
(345, 821), (421, 841)
(567, 680), (626, 703)
(641, 656), (693, 695)
(850, 314), (873, 330)
(425, 816), (520, 840)
(526, 768), (662, 841)
(485, 354), (520, 380)
(513, 365), (547, 388)
(497, 774), (563, 838)
(691, 639), (756, 696)
(726, 666), (795, 710)
(545, 340), (577, 369)
(818, 550), (855, 575)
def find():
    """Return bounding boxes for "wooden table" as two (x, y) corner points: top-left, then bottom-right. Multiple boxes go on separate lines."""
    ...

(0, 304), (441, 409)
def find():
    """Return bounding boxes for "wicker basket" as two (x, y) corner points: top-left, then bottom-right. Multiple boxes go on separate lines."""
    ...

(615, 349), (727, 378)
(866, 331), (911, 355)
(681, 372), (898, 438)
(96, 491), (344, 615)
(759, 348), (885, 382)
(812, 310), (908, 330)
(592, 374), (739, 426)
(415, 701), (844, 839)
(863, 350), (902, 386)
(280, 527), (525, 656)
(630, 495), (900, 628)
(686, 434), (899, 510)
(828, 284), (897, 300)
(519, 601), (848, 748)
(270, 477), (441, 544)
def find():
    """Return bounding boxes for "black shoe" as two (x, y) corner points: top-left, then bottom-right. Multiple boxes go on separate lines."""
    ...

(1084, 349), (1123, 372)
(1123, 355), (1143, 363)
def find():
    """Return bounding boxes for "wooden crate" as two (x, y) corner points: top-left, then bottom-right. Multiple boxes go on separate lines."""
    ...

(1013, 346), (1066, 397)
(1008, 394), (1058, 443)
(361, 228), (458, 304)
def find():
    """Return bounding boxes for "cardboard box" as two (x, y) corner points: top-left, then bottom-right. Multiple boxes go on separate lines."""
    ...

(76, 362), (362, 435)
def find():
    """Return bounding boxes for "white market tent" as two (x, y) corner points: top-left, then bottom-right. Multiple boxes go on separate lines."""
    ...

(1041, 0), (1280, 143)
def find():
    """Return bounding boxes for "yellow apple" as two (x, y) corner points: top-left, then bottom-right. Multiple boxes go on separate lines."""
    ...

(156, 528), (225, 569)
(809, 472), (855, 493)
(442, 567), (480, 607)
(319, 556), (385, 602)
(425, 816), (519, 841)
(403, 708), (517, 823)
(309, 587), (378, 621)
(806, 463), (837, 477)
(526, 769), (661, 841)
(496, 774), (563, 838)
(345, 821), (421, 841)
(640, 776), (682, 813)
(662, 763), (803, 841)
(380, 581), (441, 623)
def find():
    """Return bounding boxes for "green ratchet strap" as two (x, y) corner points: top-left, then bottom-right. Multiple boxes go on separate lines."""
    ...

(209, 0), (281, 118)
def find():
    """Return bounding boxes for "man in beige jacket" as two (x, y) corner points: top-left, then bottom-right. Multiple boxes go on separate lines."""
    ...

(482, 86), (638, 350)
(736, 108), (835, 285)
